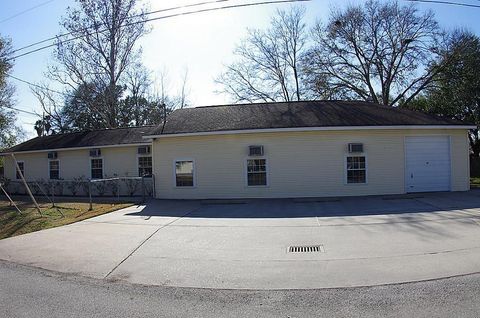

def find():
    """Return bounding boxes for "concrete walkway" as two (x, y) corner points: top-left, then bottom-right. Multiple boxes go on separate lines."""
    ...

(1, 191), (480, 289)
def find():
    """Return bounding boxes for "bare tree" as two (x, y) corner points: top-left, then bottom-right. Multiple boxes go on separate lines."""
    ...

(123, 61), (152, 126)
(154, 67), (170, 107)
(217, 6), (307, 103)
(178, 67), (190, 109)
(31, 85), (67, 133)
(153, 67), (190, 110)
(48, 0), (149, 128)
(304, 0), (441, 106)
(0, 35), (21, 149)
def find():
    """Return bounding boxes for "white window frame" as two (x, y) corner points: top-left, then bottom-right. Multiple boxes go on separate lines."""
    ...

(90, 157), (104, 180)
(48, 159), (60, 180)
(137, 155), (153, 177)
(344, 154), (368, 185)
(173, 159), (195, 188)
(245, 157), (269, 187)
(15, 161), (25, 180)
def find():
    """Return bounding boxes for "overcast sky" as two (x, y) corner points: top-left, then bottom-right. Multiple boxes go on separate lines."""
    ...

(1, 0), (480, 137)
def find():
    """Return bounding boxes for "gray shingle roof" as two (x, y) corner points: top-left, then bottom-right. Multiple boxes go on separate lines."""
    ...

(149, 100), (468, 136)
(2, 101), (471, 153)
(3, 126), (154, 153)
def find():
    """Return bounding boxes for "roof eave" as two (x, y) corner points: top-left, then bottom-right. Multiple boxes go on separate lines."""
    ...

(143, 125), (476, 139)
(2, 141), (152, 155)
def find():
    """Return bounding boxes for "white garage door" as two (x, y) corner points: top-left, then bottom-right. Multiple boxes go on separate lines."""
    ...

(405, 136), (451, 193)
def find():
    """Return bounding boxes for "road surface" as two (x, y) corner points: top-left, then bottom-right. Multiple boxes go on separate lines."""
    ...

(1, 260), (479, 318)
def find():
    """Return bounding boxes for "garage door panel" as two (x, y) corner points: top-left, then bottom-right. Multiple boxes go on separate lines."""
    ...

(405, 136), (451, 193)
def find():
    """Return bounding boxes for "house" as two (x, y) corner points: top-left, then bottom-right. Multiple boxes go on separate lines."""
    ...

(1, 126), (155, 196)
(1, 101), (475, 199)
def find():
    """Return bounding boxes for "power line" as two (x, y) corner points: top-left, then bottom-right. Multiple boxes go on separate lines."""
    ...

(0, 0), (56, 24)
(7, 74), (67, 96)
(8, 0), (310, 61)
(2, 105), (37, 116)
(6, 0), (310, 117)
(12, 0), (231, 54)
(4, 75), (65, 117)
(405, 0), (480, 8)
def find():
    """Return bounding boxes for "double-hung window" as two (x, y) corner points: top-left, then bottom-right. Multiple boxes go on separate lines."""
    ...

(175, 160), (194, 187)
(49, 160), (60, 180)
(16, 161), (25, 180)
(247, 159), (267, 186)
(91, 158), (103, 179)
(346, 156), (366, 184)
(138, 156), (152, 177)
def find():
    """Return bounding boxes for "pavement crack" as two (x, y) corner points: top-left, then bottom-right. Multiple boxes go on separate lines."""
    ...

(103, 207), (198, 279)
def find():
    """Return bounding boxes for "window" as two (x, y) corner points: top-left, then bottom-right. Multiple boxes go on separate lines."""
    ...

(346, 156), (366, 184)
(49, 160), (60, 180)
(175, 160), (194, 187)
(91, 158), (103, 179)
(138, 156), (152, 177)
(247, 159), (267, 186)
(16, 161), (24, 180)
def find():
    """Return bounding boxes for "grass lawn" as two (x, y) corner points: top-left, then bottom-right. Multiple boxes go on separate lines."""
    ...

(471, 177), (480, 188)
(0, 200), (133, 240)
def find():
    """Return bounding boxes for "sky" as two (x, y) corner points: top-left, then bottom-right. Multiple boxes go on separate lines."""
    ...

(1, 0), (480, 138)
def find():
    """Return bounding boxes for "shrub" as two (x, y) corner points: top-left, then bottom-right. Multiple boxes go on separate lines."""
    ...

(0, 177), (10, 190)
(144, 180), (154, 197)
(79, 176), (90, 196)
(30, 179), (46, 196)
(66, 177), (85, 196)
(49, 180), (63, 196)
(95, 182), (106, 197)
(106, 175), (119, 197)
(125, 178), (139, 196)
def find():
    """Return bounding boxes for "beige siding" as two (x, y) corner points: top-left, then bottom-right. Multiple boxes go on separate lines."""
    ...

(152, 129), (470, 199)
(450, 131), (470, 191)
(3, 145), (144, 181)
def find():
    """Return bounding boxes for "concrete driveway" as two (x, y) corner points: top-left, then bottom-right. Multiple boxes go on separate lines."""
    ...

(1, 191), (480, 289)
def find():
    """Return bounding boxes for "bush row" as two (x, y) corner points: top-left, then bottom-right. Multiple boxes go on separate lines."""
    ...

(1, 177), (154, 197)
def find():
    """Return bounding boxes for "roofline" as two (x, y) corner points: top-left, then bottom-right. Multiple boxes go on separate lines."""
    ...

(144, 125), (476, 139)
(0, 142), (152, 155)
(187, 99), (376, 109)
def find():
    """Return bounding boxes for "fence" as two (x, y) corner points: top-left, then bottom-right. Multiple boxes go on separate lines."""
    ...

(1, 176), (155, 200)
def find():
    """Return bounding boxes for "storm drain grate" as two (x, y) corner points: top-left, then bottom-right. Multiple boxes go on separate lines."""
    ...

(288, 245), (325, 253)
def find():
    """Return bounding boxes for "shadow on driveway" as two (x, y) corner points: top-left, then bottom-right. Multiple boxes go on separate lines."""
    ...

(125, 191), (480, 219)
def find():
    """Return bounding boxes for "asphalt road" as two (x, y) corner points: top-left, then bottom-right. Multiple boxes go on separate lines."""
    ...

(1, 260), (480, 318)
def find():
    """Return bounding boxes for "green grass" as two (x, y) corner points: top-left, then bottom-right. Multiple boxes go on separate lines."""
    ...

(0, 200), (133, 240)
(471, 177), (480, 188)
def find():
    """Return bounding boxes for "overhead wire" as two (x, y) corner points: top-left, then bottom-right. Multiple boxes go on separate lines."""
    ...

(7, 0), (310, 96)
(405, 0), (480, 8)
(11, 0), (232, 54)
(5, 0), (310, 118)
(7, 74), (67, 96)
(8, 0), (310, 61)
(0, 0), (56, 24)
(2, 105), (37, 116)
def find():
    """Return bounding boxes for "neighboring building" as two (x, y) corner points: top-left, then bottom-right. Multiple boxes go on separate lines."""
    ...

(1, 126), (155, 196)
(1, 101), (475, 199)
